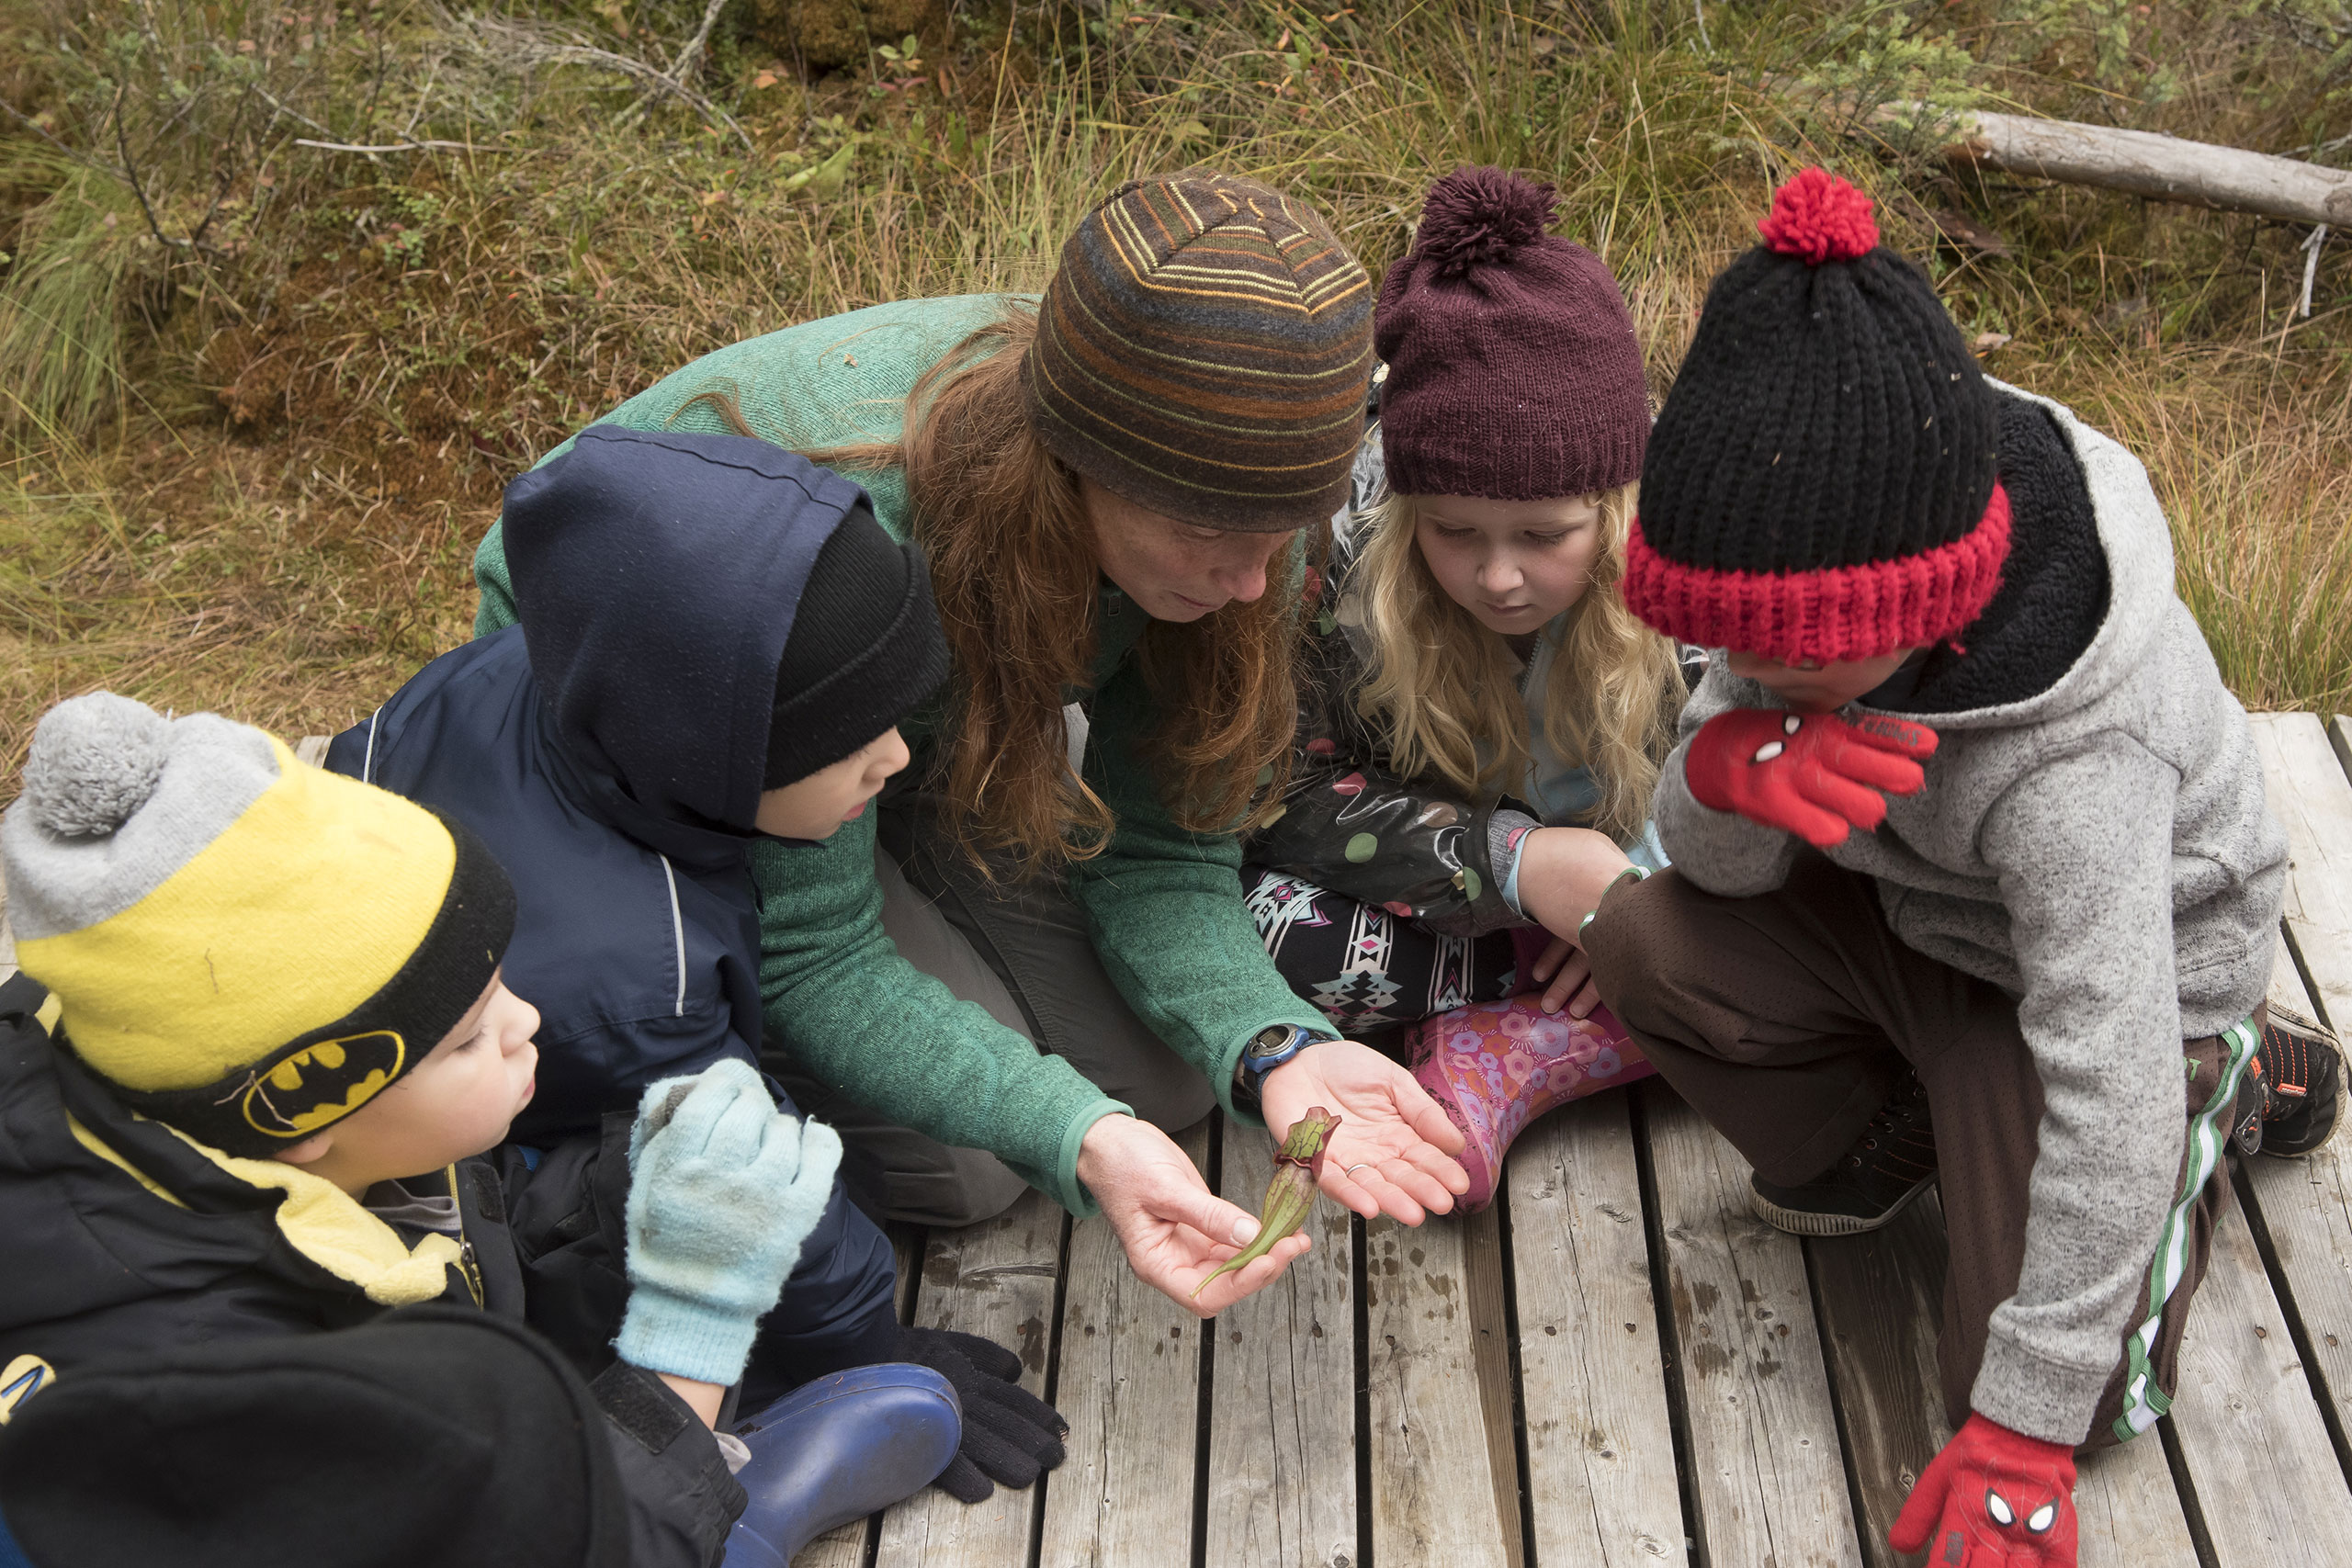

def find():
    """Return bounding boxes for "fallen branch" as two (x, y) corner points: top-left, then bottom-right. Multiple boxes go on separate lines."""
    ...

(1868, 102), (2352, 230)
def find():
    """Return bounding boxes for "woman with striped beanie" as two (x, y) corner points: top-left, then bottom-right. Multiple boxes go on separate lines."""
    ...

(459, 171), (1470, 1319)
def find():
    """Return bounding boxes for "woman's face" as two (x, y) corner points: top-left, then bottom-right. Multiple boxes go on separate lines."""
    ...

(1083, 476), (1295, 624)
(1412, 494), (1606, 637)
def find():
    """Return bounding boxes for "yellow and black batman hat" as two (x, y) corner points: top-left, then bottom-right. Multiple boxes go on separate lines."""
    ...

(2, 693), (514, 1157)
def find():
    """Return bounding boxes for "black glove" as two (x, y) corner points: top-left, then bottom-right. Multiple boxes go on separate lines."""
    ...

(896, 1325), (1068, 1503)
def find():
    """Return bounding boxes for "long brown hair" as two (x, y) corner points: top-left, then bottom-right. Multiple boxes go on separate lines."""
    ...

(1352, 484), (1682, 844)
(693, 305), (1301, 876)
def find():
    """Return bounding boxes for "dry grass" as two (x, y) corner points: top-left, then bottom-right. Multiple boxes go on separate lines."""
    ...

(1, 0), (2347, 791)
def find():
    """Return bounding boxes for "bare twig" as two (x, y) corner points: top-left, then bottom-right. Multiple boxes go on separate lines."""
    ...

(0, 96), (118, 179)
(110, 85), (193, 252)
(665, 0), (731, 84)
(462, 16), (750, 148)
(293, 137), (488, 153)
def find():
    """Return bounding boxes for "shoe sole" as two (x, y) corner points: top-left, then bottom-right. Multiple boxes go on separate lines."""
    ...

(1750, 1173), (1939, 1236)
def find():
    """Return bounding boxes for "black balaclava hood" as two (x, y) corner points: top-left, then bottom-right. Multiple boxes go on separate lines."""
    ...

(503, 427), (870, 866)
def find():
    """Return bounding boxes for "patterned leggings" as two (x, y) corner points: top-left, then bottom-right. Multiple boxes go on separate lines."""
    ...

(1243, 865), (1532, 1032)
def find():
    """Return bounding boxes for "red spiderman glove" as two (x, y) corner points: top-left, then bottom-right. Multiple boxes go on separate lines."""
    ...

(1890, 1414), (2078, 1568)
(1684, 708), (1939, 849)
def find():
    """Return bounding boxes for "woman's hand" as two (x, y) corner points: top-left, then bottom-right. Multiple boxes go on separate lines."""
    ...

(1260, 1041), (1469, 1224)
(1077, 1113), (1311, 1318)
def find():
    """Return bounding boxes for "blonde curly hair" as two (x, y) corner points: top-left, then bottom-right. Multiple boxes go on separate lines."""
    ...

(1350, 481), (1682, 844)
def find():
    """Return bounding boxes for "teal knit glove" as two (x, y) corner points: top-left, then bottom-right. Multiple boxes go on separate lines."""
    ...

(615, 1059), (843, 1386)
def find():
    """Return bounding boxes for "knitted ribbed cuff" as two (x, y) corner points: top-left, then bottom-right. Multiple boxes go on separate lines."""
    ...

(1969, 1331), (2111, 1449)
(616, 1285), (763, 1389)
(1054, 1096), (1135, 1219)
(1489, 809), (1542, 919)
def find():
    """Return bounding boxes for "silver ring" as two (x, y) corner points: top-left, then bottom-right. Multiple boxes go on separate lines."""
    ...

(1343, 1163), (1374, 1179)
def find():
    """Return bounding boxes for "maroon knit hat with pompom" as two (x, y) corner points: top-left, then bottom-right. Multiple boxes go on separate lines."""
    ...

(1374, 167), (1650, 501)
(1623, 168), (2007, 664)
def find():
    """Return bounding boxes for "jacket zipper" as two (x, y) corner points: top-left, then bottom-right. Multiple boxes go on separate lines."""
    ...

(448, 1163), (484, 1307)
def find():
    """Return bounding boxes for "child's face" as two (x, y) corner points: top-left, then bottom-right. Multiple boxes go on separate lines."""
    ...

(755, 727), (912, 839)
(1724, 649), (1918, 714)
(1412, 494), (1605, 637)
(277, 976), (540, 1194)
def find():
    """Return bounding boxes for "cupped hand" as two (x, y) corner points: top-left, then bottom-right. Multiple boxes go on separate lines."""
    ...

(1077, 1112), (1310, 1318)
(1260, 1041), (1469, 1224)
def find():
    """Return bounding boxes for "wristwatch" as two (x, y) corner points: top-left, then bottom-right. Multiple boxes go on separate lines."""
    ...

(1234, 1023), (1338, 1104)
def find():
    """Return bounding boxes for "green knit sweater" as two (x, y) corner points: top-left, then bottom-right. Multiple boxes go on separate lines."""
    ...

(471, 295), (1331, 1214)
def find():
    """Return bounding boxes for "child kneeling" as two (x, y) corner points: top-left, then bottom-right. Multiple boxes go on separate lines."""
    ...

(0, 697), (961, 1566)
(1246, 168), (1686, 1206)
(1584, 169), (2341, 1564)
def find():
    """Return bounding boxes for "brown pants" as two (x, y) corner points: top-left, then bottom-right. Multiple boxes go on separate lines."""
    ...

(1584, 856), (2256, 1447)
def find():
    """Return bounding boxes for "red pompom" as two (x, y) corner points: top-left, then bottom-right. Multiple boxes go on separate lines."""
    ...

(1757, 167), (1879, 265)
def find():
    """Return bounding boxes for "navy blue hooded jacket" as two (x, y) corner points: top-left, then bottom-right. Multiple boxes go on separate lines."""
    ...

(326, 427), (898, 1383)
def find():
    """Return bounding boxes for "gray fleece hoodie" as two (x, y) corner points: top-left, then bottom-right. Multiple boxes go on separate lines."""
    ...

(1653, 382), (2287, 1446)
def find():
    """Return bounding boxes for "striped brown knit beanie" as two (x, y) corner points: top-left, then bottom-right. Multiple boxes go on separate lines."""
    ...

(1023, 171), (1375, 532)
(1374, 167), (1649, 501)
(1623, 168), (2008, 663)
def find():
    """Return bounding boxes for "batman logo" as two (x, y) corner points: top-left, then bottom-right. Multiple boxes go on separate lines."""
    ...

(0, 1353), (54, 1426)
(242, 1031), (407, 1138)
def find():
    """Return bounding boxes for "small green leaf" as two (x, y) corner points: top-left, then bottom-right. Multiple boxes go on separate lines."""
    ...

(1344, 833), (1377, 863)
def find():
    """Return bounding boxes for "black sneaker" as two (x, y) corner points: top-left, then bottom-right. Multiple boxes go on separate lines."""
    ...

(1750, 1072), (1939, 1235)
(2253, 1006), (2343, 1157)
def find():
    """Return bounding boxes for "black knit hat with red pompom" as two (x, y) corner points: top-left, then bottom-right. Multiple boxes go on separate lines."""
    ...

(1623, 167), (2008, 664)
(1374, 167), (1650, 501)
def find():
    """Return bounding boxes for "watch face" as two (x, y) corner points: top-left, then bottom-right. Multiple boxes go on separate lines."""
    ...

(1250, 1026), (1298, 1058)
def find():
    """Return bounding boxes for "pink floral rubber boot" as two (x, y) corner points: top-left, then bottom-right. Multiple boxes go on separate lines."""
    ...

(1408, 993), (1657, 1212)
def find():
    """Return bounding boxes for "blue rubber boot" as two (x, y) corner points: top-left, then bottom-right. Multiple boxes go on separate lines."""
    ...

(721, 1364), (962, 1567)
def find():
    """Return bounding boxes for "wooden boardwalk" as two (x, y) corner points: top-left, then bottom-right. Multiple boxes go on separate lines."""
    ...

(4, 722), (2346, 1566)
(801, 712), (2352, 1568)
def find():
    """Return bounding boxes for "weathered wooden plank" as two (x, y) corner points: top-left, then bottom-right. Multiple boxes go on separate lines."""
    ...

(2167, 1192), (2352, 1566)
(1645, 1083), (1861, 1568)
(1506, 1093), (1687, 1567)
(2327, 714), (2352, 789)
(2240, 934), (2352, 1456)
(2073, 1435), (2200, 1568)
(1806, 1190), (1953, 1568)
(1036, 1120), (1210, 1568)
(1, 857), (16, 985)
(293, 734), (332, 767)
(1201, 1119), (1358, 1568)
(1808, 1187), (2199, 1566)
(1460, 1201), (1527, 1568)
(2249, 713), (2352, 1028)
(873, 1188), (1067, 1568)
(1366, 1201), (1511, 1568)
